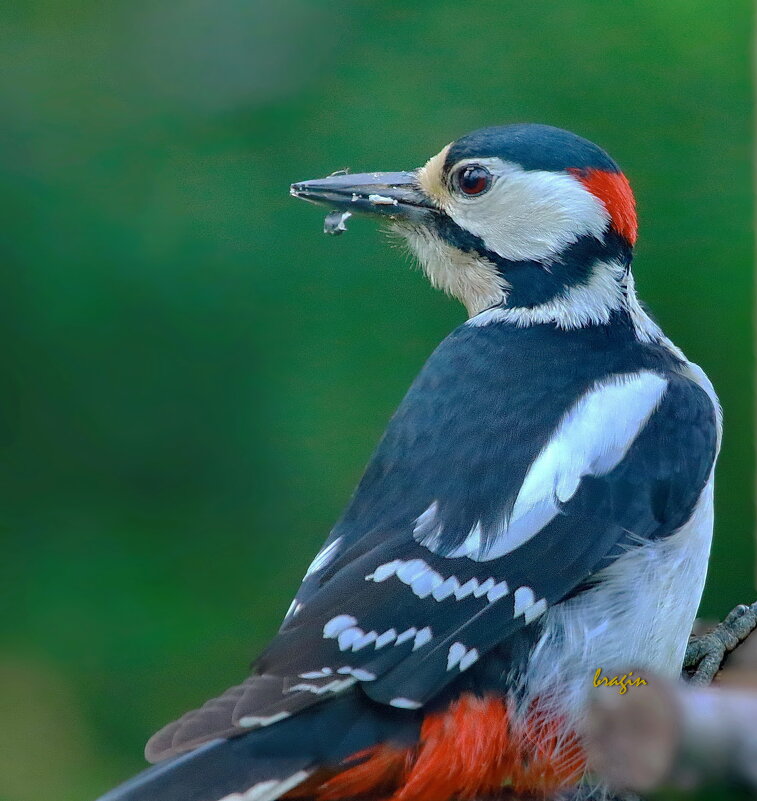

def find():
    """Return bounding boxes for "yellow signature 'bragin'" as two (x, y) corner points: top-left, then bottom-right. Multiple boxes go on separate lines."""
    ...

(592, 668), (648, 695)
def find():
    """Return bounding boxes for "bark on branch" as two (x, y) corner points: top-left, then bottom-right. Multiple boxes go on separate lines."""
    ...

(585, 601), (757, 797)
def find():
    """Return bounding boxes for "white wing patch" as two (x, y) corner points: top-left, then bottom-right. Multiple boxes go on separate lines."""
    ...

(288, 677), (357, 695)
(283, 599), (303, 622)
(323, 615), (357, 638)
(304, 536), (342, 578)
(237, 711), (291, 728)
(288, 665), (376, 695)
(415, 371), (668, 562)
(218, 770), (312, 801)
(513, 586), (535, 616)
(446, 642), (479, 672)
(523, 597), (548, 625)
(512, 585), (548, 624)
(366, 558), (509, 603)
(299, 667), (333, 679)
(336, 666), (377, 681)
(323, 615), (433, 654)
(389, 697), (423, 709)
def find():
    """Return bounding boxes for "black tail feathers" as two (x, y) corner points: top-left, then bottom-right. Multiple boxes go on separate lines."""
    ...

(96, 737), (310, 801)
(95, 692), (420, 801)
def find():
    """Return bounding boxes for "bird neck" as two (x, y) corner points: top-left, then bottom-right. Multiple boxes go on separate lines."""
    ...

(494, 230), (632, 308)
(401, 221), (654, 338)
(469, 246), (663, 345)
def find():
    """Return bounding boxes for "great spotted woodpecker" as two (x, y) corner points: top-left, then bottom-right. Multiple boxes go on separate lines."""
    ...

(98, 125), (720, 801)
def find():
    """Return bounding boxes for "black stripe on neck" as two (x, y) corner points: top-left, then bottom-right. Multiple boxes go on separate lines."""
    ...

(434, 215), (633, 308)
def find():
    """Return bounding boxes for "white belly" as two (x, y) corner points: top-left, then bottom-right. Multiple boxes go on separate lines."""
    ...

(520, 475), (714, 728)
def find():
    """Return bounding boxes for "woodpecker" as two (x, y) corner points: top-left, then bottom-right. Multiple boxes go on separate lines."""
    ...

(99, 124), (720, 801)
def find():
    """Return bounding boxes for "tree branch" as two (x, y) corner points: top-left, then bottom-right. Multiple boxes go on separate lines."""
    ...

(585, 601), (757, 798)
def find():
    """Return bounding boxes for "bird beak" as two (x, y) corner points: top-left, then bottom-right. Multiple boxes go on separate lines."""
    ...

(290, 171), (437, 222)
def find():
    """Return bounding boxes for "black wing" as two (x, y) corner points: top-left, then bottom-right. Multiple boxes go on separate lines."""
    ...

(147, 324), (717, 761)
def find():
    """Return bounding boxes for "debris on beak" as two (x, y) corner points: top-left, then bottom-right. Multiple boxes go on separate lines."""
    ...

(367, 194), (399, 206)
(291, 171), (436, 224)
(324, 210), (352, 236)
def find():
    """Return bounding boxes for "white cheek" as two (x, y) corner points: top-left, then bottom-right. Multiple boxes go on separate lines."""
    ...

(447, 165), (609, 262)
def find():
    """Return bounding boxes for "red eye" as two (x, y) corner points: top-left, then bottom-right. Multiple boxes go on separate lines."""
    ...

(455, 165), (492, 196)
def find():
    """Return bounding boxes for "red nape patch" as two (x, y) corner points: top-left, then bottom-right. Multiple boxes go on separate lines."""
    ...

(569, 168), (637, 246)
(298, 695), (585, 801)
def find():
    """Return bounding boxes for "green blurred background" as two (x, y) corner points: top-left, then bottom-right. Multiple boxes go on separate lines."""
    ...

(0, 2), (753, 800)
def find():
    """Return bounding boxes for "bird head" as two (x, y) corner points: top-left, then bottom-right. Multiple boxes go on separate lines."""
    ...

(291, 124), (639, 322)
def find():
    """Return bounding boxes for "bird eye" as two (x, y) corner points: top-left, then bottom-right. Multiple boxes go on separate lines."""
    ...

(454, 165), (492, 196)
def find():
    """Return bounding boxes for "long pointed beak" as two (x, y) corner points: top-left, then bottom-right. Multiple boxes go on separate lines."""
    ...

(290, 171), (437, 222)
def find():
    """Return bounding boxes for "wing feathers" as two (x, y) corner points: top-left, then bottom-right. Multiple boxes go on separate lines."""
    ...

(145, 328), (717, 758)
(146, 676), (329, 763)
(416, 370), (669, 562)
